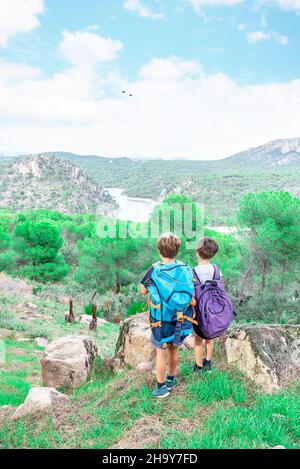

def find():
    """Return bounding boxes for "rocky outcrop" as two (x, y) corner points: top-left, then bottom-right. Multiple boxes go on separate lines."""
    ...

(0, 155), (117, 214)
(115, 313), (155, 368)
(115, 313), (194, 369)
(225, 324), (300, 391)
(41, 335), (98, 389)
(11, 387), (69, 420)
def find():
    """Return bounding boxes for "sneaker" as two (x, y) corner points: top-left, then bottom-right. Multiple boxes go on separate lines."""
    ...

(192, 363), (203, 373)
(203, 359), (212, 371)
(166, 377), (176, 390)
(152, 385), (170, 399)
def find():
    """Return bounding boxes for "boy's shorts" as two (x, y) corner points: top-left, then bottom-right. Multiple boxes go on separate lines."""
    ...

(192, 323), (209, 340)
(151, 334), (185, 349)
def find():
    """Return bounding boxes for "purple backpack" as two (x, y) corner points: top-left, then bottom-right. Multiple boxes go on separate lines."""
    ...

(193, 265), (234, 339)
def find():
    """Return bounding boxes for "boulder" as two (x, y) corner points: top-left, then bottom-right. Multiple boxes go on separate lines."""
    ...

(182, 333), (195, 350)
(225, 324), (300, 391)
(11, 387), (69, 420)
(79, 314), (108, 327)
(41, 335), (98, 389)
(115, 313), (197, 368)
(115, 313), (155, 368)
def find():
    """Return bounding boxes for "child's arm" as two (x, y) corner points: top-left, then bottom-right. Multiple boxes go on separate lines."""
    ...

(140, 266), (154, 296)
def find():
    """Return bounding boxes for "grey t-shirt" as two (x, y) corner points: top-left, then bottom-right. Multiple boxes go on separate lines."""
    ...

(194, 264), (222, 284)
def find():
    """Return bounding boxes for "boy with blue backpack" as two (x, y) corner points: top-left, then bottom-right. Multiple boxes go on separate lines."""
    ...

(192, 237), (234, 372)
(140, 232), (195, 399)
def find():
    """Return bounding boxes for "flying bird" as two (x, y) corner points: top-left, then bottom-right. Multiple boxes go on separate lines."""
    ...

(121, 90), (133, 96)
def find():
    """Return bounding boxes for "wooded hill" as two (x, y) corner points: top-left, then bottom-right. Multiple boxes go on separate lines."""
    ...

(1, 138), (299, 224)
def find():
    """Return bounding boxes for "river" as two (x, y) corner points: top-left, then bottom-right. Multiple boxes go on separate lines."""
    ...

(106, 188), (157, 222)
(106, 188), (236, 234)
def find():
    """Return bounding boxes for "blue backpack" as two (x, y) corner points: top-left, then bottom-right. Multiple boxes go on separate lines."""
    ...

(147, 261), (196, 347)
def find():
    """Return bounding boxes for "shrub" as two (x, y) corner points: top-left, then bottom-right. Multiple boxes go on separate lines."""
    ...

(84, 303), (100, 317)
(126, 302), (147, 317)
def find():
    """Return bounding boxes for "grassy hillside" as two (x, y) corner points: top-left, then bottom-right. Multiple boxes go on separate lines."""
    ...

(0, 328), (299, 449)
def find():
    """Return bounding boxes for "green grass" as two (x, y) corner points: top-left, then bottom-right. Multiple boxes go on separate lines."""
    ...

(0, 339), (43, 406)
(160, 387), (300, 449)
(188, 370), (248, 405)
(1, 344), (299, 449)
(0, 289), (299, 450)
(0, 294), (119, 357)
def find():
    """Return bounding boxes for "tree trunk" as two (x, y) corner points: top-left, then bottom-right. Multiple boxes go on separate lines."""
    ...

(89, 304), (97, 331)
(69, 299), (75, 322)
(261, 259), (268, 290)
(115, 271), (121, 294)
(238, 264), (253, 301)
(65, 298), (75, 323)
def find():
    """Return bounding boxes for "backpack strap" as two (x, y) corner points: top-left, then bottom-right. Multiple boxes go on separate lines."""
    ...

(193, 268), (202, 285)
(213, 264), (221, 281)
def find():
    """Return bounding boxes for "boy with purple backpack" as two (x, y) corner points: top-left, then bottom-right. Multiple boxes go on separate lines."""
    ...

(192, 237), (234, 372)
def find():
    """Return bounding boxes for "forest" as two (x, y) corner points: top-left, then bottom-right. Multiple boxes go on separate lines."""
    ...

(0, 190), (299, 326)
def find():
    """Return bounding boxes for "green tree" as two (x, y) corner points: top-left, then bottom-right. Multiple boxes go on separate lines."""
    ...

(12, 219), (69, 282)
(75, 220), (154, 293)
(238, 191), (300, 291)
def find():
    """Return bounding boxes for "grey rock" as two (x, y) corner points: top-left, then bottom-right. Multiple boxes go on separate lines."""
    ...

(41, 335), (98, 389)
(225, 324), (300, 391)
(11, 387), (69, 420)
(115, 313), (155, 368)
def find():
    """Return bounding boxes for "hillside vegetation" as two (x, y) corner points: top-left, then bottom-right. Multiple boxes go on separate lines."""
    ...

(1, 138), (299, 224)
(0, 155), (116, 215)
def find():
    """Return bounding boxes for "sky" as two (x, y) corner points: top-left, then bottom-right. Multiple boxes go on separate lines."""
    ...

(0, 0), (299, 160)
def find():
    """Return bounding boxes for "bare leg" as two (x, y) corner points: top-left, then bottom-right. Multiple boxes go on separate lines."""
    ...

(194, 336), (204, 367)
(205, 339), (213, 361)
(168, 344), (179, 376)
(156, 348), (168, 384)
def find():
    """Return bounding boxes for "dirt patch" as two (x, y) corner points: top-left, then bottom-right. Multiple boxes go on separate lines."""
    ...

(110, 415), (163, 449)
(0, 273), (33, 297)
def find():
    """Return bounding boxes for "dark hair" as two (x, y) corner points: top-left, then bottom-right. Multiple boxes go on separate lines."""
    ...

(196, 237), (218, 260)
(158, 232), (181, 259)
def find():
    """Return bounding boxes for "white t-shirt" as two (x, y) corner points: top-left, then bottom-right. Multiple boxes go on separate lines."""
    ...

(194, 264), (222, 284)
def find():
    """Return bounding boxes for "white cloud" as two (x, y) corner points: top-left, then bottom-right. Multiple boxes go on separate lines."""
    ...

(123, 0), (164, 19)
(0, 0), (44, 47)
(237, 23), (247, 30)
(139, 57), (202, 81)
(272, 0), (300, 13)
(273, 32), (289, 44)
(0, 54), (299, 160)
(246, 30), (288, 44)
(186, 0), (243, 12)
(0, 59), (41, 82)
(247, 30), (271, 42)
(59, 30), (123, 67)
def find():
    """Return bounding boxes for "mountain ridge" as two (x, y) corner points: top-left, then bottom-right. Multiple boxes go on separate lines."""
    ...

(1, 137), (300, 166)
